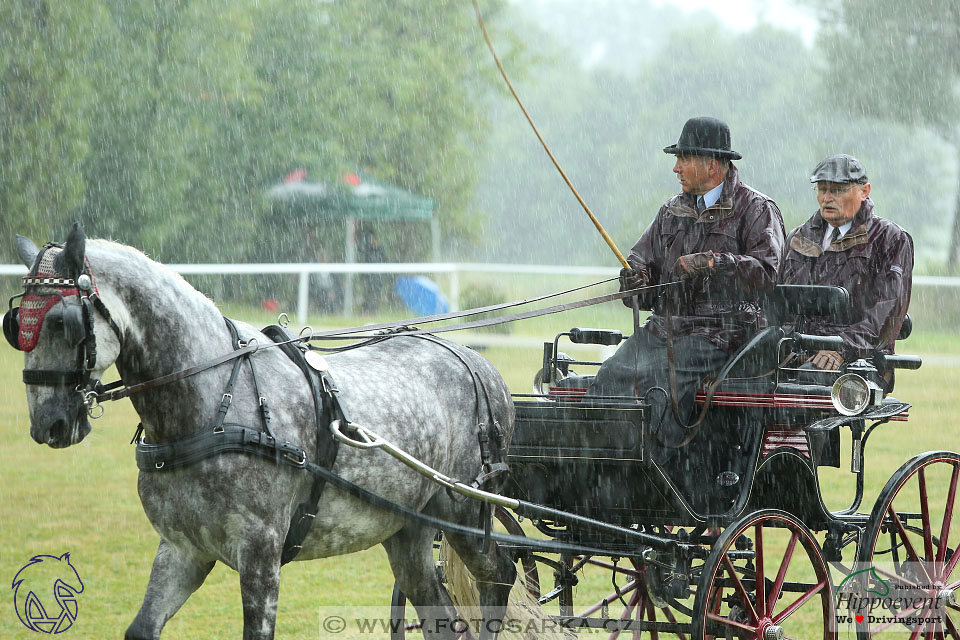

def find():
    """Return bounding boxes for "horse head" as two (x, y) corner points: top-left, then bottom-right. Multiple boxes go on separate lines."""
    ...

(6, 223), (124, 447)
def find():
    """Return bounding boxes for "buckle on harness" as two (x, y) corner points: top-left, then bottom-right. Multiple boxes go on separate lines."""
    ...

(284, 448), (307, 467)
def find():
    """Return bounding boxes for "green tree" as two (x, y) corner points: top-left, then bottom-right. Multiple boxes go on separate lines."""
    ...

(0, 2), (105, 258)
(804, 0), (960, 270)
(3, 0), (515, 269)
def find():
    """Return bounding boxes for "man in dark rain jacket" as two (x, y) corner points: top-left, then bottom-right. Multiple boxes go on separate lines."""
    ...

(780, 154), (913, 370)
(586, 117), (785, 449)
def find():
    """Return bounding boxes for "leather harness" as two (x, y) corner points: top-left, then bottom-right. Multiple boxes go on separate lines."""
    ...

(134, 323), (509, 564)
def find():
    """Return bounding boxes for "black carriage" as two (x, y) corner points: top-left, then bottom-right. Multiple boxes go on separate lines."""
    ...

(478, 284), (950, 639)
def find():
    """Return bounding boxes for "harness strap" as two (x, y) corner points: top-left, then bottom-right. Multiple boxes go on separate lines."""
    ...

(135, 424), (678, 561)
(400, 333), (510, 492)
(261, 323), (341, 565)
(136, 424), (306, 471)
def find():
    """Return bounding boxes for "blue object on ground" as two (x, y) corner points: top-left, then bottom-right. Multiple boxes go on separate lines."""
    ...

(394, 276), (450, 316)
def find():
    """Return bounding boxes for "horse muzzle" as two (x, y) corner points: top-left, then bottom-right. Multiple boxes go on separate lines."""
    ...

(30, 402), (91, 448)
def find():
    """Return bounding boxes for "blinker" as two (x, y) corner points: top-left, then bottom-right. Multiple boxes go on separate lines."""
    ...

(2, 297), (88, 351)
(3, 305), (20, 350)
(61, 301), (87, 347)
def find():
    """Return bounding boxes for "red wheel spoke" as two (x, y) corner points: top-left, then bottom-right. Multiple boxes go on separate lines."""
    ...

(644, 597), (659, 640)
(769, 531), (799, 606)
(922, 468), (936, 563)
(771, 578), (827, 624)
(578, 579), (640, 618)
(946, 612), (959, 638)
(945, 545), (960, 580)
(873, 564), (925, 592)
(706, 611), (756, 634)
(723, 554), (760, 623)
(888, 504), (935, 584)
(907, 606), (932, 640)
(661, 607), (687, 640)
(608, 589), (641, 640)
(755, 523), (766, 617)
(587, 558), (644, 577)
(940, 466), (960, 569)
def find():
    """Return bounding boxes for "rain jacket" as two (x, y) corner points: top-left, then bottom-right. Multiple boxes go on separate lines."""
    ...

(779, 198), (914, 360)
(627, 163), (785, 353)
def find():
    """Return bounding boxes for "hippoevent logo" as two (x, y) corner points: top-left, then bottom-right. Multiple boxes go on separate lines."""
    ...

(11, 553), (84, 634)
(834, 563), (950, 633)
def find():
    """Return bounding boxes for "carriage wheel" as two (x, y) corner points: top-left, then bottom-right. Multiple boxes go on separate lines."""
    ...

(692, 509), (835, 639)
(389, 507), (538, 639)
(556, 553), (691, 639)
(854, 451), (960, 639)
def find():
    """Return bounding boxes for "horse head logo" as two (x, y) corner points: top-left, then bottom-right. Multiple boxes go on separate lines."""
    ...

(11, 552), (84, 634)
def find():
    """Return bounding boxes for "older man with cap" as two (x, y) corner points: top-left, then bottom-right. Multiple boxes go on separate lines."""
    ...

(780, 154), (913, 370)
(586, 116), (785, 450)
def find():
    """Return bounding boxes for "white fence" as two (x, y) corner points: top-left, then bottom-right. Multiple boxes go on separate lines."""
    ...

(1, 263), (958, 325)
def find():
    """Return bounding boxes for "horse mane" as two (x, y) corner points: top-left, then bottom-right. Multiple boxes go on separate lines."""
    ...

(86, 239), (219, 313)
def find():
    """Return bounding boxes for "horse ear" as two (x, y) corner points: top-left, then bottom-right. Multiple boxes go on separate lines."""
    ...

(16, 235), (39, 269)
(55, 222), (86, 279)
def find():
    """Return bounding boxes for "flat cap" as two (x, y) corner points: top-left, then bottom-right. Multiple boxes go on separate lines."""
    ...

(810, 154), (868, 183)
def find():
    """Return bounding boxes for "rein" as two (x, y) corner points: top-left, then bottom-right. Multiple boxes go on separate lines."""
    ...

(307, 277), (619, 338)
(93, 281), (677, 409)
(309, 281), (680, 340)
(95, 332), (308, 404)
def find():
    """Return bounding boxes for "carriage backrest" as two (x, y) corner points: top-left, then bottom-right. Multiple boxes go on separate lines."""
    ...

(761, 284), (851, 325)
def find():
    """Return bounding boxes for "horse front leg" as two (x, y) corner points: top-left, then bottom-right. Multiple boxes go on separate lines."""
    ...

(125, 540), (215, 640)
(238, 547), (282, 640)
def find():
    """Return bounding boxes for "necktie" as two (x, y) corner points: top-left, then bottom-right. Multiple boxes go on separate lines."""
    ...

(696, 196), (705, 214)
(829, 226), (841, 246)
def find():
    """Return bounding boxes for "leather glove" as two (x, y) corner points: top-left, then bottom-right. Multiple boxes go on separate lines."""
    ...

(809, 350), (844, 370)
(673, 252), (715, 280)
(618, 267), (648, 292)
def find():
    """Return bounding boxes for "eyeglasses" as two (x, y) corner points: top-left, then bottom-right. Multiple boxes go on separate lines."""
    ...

(815, 183), (857, 196)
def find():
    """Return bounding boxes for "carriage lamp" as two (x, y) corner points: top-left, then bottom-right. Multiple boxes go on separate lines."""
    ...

(831, 373), (882, 416)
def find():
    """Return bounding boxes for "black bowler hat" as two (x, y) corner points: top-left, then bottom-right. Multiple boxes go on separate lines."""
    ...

(663, 116), (742, 160)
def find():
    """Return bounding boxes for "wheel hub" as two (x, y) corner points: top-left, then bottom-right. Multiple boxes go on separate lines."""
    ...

(939, 588), (956, 608)
(763, 624), (784, 640)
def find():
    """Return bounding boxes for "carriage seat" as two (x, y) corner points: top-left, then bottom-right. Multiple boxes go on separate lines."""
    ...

(549, 324), (783, 399)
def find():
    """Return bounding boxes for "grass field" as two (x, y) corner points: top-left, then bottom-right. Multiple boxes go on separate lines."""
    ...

(1, 300), (959, 639)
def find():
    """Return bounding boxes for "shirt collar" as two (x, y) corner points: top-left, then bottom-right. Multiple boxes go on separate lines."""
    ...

(701, 181), (724, 210)
(822, 220), (854, 250)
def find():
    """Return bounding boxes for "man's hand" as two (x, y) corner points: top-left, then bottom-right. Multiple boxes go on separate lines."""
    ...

(619, 267), (648, 291)
(673, 252), (715, 279)
(809, 350), (844, 370)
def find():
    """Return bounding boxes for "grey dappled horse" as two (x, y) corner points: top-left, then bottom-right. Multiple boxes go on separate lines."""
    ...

(10, 225), (516, 640)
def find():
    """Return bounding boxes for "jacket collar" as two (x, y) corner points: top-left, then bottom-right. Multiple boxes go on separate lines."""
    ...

(670, 163), (740, 221)
(793, 198), (874, 256)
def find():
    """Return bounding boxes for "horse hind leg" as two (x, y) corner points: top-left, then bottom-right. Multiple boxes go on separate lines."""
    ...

(442, 529), (517, 640)
(383, 524), (463, 639)
(125, 540), (215, 640)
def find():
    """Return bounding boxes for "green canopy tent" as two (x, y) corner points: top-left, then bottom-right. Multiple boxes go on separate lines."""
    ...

(265, 171), (438, 315)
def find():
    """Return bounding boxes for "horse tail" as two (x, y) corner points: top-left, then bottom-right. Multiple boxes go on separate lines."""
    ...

(440, 539), (572, 640)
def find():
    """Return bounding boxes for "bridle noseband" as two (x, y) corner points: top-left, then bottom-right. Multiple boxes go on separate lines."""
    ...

(3, 243), (123, 417)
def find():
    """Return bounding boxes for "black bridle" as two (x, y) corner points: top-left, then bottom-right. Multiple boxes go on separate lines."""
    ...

(3, 244), (123, 415)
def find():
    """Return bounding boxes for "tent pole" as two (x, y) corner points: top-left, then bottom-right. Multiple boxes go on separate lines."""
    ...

(344, 216), (356, 316)
(430, 215), (440, 263)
